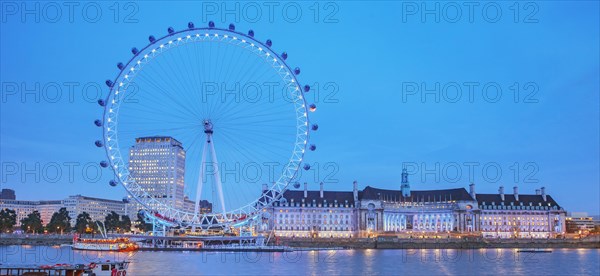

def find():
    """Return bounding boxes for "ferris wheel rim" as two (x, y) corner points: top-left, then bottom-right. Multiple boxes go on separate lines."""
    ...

(101, 25), (311, 228)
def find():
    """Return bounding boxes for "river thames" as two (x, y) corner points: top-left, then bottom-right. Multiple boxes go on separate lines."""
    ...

(0, 246), (598, 275)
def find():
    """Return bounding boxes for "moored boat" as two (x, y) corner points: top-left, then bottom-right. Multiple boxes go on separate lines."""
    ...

(0, 260), (129, 276)
(72, 233), (139, 252)
(517, 248), (553, 253)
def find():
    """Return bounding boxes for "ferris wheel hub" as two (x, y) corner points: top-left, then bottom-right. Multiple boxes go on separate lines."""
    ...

(203, 120), (214, 134)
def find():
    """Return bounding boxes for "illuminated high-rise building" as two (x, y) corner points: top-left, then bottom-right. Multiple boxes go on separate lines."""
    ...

(128, 136), (186, 217)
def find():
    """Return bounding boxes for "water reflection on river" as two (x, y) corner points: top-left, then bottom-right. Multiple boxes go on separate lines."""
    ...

(0, 246), (598, 275)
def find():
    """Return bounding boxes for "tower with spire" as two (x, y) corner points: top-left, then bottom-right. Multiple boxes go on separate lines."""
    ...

(401, 167), (410, 197)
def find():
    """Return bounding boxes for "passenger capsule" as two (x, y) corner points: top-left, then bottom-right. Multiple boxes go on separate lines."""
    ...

(167, 27), (175, 34)
(309, 104), (317, 112)
(311, 124), (319, 131)
(94, 119), (102, 127)
(248, 30), (254, 37)
(281, 52), (288, 60)
(117, 62), (125, 70)
(148, 35), (156, 43)
(95, 140), (103, 147)
(131, 47), (139, 55)
(309, 144), (317, 151)
(122, 197), (130, 203)
(100, 161), (108, 168)
(188, 22), (195, 29)
(266, 39), (272, 47)
(208, 21), (215, 28)
(109, 180), (117, 187)
(304, 85), (310, 92)
(229, 23), (235, 31)
(293, 182), (301, 189)
(105, 80), (113, 87)
(97, 99), (105, 107)
(294, 67), (301, 75)
(303, 164), (311, 171)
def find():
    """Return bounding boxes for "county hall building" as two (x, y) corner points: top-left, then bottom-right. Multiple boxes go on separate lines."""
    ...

(262, 169), (566, 239)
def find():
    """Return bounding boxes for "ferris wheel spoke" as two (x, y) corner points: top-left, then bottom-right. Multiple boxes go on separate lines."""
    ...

(132, 72), (202, 120)
(214, 95), (290, 123)
(216, 133), (262, 164)
(217, 129), (292, 161)
(117, 125), (200, 137)
(214, 84), (295, 123)
(218, 43), (247, 92)
(214, 102), (291, 129)
(197, 40), (229, 120)
(152, 50), (210, 118)
(208, 47), (271, 118)
(216, 134), (281, 172)
(171, 42), (211, 119)
(187, 41), (215, 120)
(121, 104), (197, 124)
(151, 57), (207, 120)
(222, 127), (295, 138)
(220, 122), (291, 138)
(157, 49), (199, 98)
(222, 109), (294, 122)
(118, 118), (200, 134)
(213, 40), (230, 86)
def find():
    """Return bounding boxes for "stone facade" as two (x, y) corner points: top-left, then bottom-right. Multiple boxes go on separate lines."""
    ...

(263, 173), (566, 239)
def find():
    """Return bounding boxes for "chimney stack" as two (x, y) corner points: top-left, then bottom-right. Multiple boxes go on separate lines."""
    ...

(499, 186), (505, 201)
(353, 181), (358, 202)
(541, 187), (547, 201)
(469, 183), (476, 200)
(304, 182), (308, 198)
(319, 182), (324, 198)
(535, 189), (541, 195)
(513, 186), (519, 201)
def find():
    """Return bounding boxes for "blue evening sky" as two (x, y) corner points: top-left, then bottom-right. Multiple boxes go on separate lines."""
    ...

(1, 1), (598, 214)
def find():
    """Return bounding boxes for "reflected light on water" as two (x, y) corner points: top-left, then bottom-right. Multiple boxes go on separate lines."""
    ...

(1, 246), (598, 275)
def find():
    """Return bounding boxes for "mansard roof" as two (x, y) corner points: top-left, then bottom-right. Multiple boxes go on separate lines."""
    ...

(476, 193), (561, 209)
(278, 190), (356, 206)
(260, 184), (564, 210)
(360, 186), (474, 202)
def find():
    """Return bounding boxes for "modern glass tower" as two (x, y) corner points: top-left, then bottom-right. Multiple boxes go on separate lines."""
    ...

(128, 136), (186, 216)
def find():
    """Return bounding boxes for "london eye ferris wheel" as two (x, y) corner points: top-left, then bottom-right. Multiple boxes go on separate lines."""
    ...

(94, 22), (318, 230)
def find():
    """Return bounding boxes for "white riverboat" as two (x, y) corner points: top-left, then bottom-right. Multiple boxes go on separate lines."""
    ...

(72, 234), (139, 252)
(71, 223), (139, 252)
